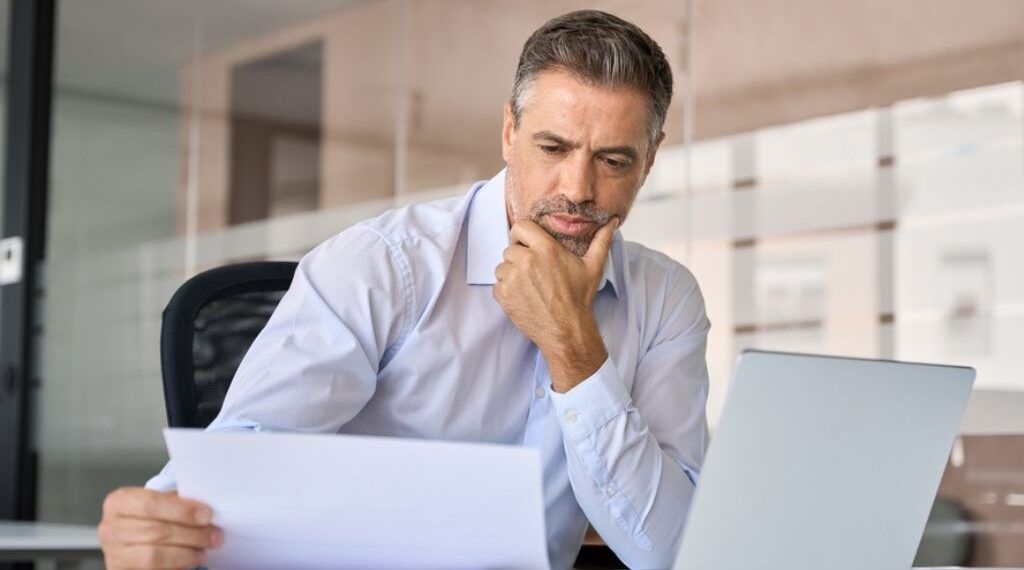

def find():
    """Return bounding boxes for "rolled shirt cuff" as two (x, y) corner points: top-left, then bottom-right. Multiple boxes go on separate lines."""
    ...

(549, 357), (630, 442)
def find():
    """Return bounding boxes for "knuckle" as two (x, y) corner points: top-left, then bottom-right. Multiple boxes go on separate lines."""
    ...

(104, 543), (136, 570)
(97, 521), (114, 545)
(140, 495), (158, 518)
(101, 495), (114, 516)
(101, 550), (122, 570)
(198, 527), (215, 547)
(144, 521), (172, 542)
(139, 545), (161, 567)
(103, 488), (125, 515)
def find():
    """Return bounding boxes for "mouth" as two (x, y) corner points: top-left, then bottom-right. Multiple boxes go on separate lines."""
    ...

(545, 214), (597, 237)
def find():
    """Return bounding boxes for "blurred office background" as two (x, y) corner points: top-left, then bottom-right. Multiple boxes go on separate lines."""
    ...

(0, 0), (1022, 566)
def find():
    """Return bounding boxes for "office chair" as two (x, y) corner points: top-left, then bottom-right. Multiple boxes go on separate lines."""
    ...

(160, 261), (297, 428)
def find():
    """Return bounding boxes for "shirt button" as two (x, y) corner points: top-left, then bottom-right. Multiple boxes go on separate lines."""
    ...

(563, 411), (577, 425)
(605, 485), (617, 497)
(535, 386), (546, 399)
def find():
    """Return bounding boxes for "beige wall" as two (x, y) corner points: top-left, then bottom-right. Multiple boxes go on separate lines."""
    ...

(177, 0), (1024, 232)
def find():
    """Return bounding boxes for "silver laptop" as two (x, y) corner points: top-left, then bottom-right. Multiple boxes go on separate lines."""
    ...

(673, 350), (974, 570)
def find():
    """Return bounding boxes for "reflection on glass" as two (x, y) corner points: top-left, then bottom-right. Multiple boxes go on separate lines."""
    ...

(928, 435), (1024, 566)
(0, 0), (7, 245)
(29, 0), (1024, 566)
(753, 257), (826, 353)
(940, 251), (993, 356)
(228, 41), (322, 223)
(39, 0), (361, 534)
(639, 82), (1024, 567)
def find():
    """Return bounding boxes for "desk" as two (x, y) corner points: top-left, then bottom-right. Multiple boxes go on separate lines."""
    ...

(0, 520), (101, 567)
(2, 521), (1022, 570)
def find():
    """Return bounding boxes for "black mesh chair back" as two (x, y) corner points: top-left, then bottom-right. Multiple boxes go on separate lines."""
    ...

(160, 261), (297, 428)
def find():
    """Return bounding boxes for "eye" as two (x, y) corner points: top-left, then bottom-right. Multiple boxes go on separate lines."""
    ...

(603, 156), (629, 170)
(539, 144), (563, 155)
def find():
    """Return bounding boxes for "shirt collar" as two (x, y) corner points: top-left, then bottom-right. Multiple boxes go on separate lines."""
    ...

(465, 169), (619, 297)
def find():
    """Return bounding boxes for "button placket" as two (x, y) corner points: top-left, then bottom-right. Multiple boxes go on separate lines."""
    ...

(521, 347), (551, 447)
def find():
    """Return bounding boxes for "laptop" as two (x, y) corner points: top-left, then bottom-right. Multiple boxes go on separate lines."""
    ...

(673, 350), (975, 570)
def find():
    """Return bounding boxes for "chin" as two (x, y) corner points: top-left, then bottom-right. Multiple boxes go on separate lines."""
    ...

(535, 220), (591, 257)
(552, 233), (591, 257)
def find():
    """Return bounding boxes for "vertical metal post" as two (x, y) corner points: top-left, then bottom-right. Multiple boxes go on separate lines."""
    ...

(875, 106), (897, 360)
(729, 133), (759, 367)
(0, 0), (57, 521)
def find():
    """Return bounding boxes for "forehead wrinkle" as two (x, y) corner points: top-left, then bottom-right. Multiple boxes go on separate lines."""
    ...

(531, 129), (640, 162)
(519, 70), (651, 153)
(532, 130), (581, 149)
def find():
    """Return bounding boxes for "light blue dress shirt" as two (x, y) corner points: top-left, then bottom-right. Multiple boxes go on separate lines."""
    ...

(148, 169), (710, 569)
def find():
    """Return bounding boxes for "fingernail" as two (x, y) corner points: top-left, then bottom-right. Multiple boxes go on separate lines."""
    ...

(612, 218), (620, 229)
(195, 506), (213, 525)
(211, 528), (224, 547)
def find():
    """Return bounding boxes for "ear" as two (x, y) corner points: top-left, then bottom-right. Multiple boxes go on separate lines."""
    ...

(644, 130), (667, 176)
(502, 101), (516, 163)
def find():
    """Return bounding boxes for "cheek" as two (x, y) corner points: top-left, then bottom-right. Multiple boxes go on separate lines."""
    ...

(511, 154), (558, 198)
(598, 180), (641, 215)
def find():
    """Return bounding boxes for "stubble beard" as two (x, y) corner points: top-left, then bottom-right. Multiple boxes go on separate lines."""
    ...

(506, 162), (612, 258)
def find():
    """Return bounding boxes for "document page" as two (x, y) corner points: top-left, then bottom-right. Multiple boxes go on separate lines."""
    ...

(164, 429), (550, 570)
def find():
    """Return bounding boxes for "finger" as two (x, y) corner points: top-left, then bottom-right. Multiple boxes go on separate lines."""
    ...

(501, 244), (529, 264)
(583, 218), (619, 274)
(109, 518), (222, 549)
(509, 219), (556, 249)
(494, 261), (509, 282)
(109, 544), (205, 569)
(104, 487), (212, 527)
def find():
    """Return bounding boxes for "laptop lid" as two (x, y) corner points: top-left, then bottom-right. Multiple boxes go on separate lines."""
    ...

(673, 350), (975, 570)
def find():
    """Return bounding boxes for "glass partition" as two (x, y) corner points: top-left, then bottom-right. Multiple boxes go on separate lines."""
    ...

(0, 0), (8, 316)
(38, 0), (360, 530)
(31, 0), (1024, 567)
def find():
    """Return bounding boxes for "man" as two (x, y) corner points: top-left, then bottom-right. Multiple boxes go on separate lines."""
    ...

(98, 10), (709, 570)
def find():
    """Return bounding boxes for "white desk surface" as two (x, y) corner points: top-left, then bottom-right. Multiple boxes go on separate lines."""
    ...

(0, 520), (100, 560)
(3, 521), (1023, 568)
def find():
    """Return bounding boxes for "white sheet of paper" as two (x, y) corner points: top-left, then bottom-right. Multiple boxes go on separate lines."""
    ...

(164, 429), (550, 570)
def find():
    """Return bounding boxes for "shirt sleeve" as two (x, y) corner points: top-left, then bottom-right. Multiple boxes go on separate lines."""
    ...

(549, 272), (710, 569)
(146, 225), (413, 490)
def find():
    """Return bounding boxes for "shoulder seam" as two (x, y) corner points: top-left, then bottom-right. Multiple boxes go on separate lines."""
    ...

(355, 196), (467, 248)
(350, 224), (417, 357)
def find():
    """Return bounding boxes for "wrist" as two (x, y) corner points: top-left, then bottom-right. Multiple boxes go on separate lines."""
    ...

(542, 316), (607, 393)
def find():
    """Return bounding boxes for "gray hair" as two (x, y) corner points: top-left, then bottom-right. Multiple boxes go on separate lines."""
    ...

(510, 10), (673, 145)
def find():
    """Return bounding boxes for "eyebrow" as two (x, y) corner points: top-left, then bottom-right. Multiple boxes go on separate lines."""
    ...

(532, 130), (639, 162)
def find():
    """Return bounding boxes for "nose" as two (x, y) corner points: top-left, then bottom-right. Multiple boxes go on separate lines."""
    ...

(560, 153), (595, 205)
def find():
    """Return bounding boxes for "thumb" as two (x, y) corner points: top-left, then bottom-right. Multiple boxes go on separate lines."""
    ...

(583, 217), (618, 275)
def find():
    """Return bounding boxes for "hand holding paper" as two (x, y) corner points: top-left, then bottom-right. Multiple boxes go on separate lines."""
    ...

(164, 429), (550, 570)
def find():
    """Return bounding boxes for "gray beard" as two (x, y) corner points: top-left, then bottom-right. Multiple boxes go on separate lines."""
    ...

(505, 163), (611, 258)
